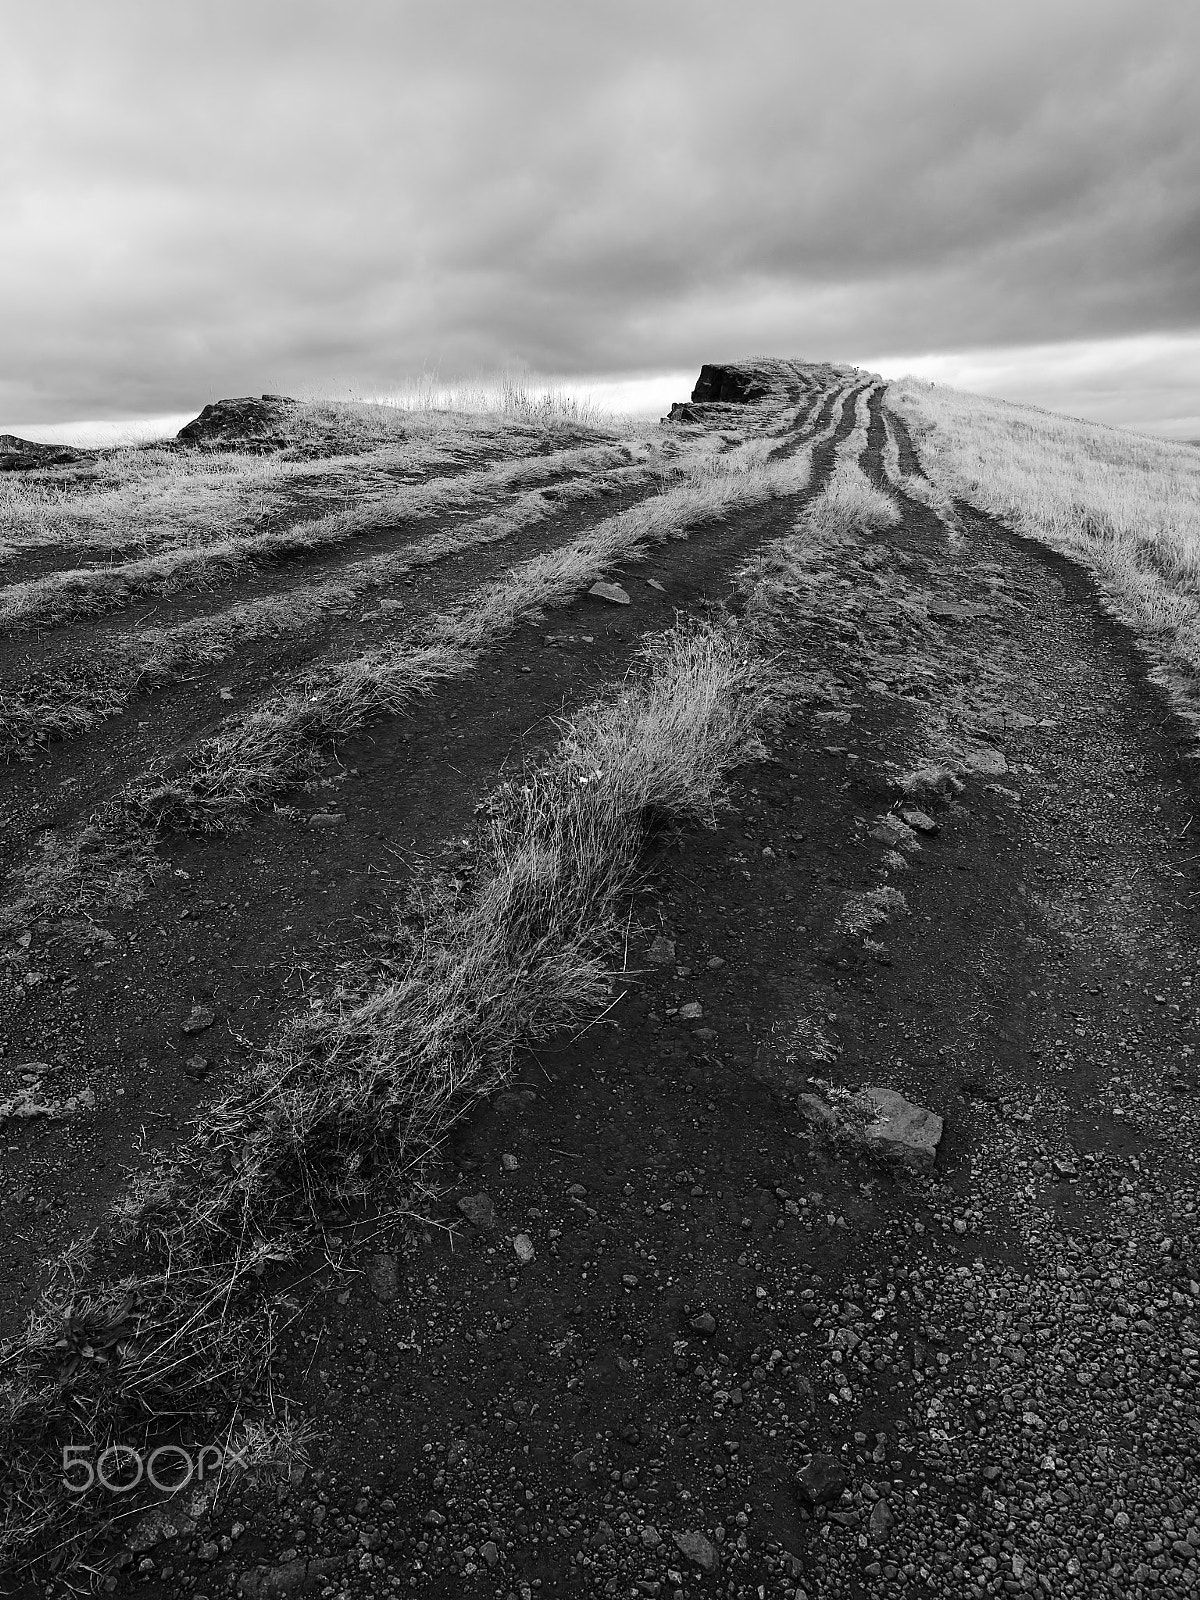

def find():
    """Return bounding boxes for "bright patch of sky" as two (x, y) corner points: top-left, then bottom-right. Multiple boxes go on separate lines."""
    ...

(866, 334), (1200, 441)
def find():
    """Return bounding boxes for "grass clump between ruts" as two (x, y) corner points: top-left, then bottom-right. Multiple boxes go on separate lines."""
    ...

(0, 455), (660, 762)
(0, 438), (653, 634)
(200, 619), (768, 1220)
(130, 443), (813, 832)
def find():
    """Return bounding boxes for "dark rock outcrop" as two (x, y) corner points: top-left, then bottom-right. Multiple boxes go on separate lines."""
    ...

(663, 400), (754, 425)
(0, 434), (85, 471)
(177, 394), (298, 450)
(663, 357), (860, 424)
(690, 362), (780, 404)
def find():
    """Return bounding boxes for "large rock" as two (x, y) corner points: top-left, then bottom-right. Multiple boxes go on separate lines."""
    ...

(0, 433), (84, 471)
(860, 1086), (943, 1172)
(664, 358), (864, 424)
(868, 1498), (895, 1542)
(588, 580), (630, 605)
(796, 1452), (849, 1506)
(672, 1528), (720, 1573)
(177, 395), (297, 450)
(797, 1084), (943, 1172)
(238, 1556), (342, 1598)
(691, 363), (779, 404)
(663, 400), (750, 424)
(961, 743), (1008, 777)
(456, 1192), (497, 1231)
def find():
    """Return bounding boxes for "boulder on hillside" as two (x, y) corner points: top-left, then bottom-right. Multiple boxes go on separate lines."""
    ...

(0, 433), (85, 471)
(177, 394), (298, 450)
(663, 400), (751, 424)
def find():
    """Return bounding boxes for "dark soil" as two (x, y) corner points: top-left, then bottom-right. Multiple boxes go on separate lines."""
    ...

(6, 369), (1200, 1598)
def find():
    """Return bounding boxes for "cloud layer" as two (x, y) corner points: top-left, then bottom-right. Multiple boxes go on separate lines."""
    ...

(3, 1), (1198, 430)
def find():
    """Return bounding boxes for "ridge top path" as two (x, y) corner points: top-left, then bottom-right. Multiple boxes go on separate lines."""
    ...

(7, 372), (1199, 1597)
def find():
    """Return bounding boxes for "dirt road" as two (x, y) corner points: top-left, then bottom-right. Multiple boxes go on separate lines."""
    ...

(6, 377), (1200, 1596)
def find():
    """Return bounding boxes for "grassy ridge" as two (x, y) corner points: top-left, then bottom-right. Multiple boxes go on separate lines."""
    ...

(893, 380), (1200, 714)
(0, 394), (613, 564)
(0, 428), (813, 932)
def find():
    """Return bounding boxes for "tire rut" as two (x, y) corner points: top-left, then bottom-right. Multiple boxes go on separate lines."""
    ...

(0, 472), (669, 869)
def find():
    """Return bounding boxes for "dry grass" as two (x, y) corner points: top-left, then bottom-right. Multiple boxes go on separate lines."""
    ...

(131, 443), (813, 832)
(0, 439), (656, 635)
(880, 388), (960, 532)
(196, 620), (767, 1223)
(0, 426), (797, 930)
(0, 410), (486, 563)
(0, 453), (661, 761)
(129, 460), (653, 686)
(371, 375), (615, 432)
(0, 390), (623, 566)
(893, 379), (1200, 715)
(881, 408), (902, 484)
(735, 454), (901, 661)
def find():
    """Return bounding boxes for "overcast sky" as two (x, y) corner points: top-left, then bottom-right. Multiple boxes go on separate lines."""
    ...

(3, 1), (1198, 438)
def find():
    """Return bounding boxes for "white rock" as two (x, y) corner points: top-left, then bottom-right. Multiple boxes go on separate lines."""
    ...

(899, 808), (938, 833)
(588, 580), (631, 605)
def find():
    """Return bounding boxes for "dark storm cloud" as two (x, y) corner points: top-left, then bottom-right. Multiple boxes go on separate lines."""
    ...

(2, 0), (1198, 424)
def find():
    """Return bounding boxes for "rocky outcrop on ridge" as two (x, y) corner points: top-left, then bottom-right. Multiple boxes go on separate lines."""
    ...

(0, 434), (86, 472)
(176, 394), (298, 450)
(664, 357), (859, 422)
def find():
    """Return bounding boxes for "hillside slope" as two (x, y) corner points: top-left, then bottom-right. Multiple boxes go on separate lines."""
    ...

(2, 368), (1199, 1599)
